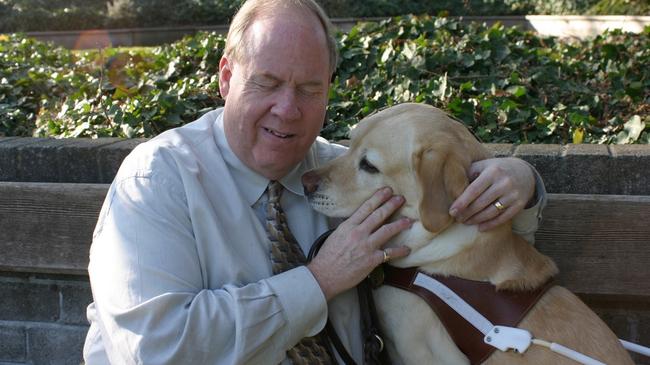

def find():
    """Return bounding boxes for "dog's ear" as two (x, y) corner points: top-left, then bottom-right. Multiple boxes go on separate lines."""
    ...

(416, 147), (469, 234)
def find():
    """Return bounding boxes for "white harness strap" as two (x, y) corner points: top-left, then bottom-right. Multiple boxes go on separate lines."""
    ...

(413, 273), (493, 335)
(412, 272), (610, 365)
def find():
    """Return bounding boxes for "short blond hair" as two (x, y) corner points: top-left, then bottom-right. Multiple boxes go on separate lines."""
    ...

(223, 0), (338, 75)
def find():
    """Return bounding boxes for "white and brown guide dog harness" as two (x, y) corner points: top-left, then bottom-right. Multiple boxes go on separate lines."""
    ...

(382, 265), (555, 365)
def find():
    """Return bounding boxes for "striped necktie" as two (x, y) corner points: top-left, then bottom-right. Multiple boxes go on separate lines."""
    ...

(265, 180), (335, 365)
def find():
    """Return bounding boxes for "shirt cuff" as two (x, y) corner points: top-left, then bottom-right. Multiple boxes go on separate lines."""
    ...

(512, 161), (548, 244)
(264, 266), (328, 341)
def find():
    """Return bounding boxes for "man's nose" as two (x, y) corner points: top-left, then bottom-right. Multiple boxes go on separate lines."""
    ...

(301, 171), (321, 195)
(271, 87), (301, 121)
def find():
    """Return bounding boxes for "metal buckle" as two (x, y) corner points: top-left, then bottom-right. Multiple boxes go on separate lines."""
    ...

(374, 334), (385, 352)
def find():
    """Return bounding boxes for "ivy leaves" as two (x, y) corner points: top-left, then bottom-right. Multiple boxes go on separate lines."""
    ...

(0, 16), (648, 143)
(0, 32), (224, 138)
(326, 15), (649, 144)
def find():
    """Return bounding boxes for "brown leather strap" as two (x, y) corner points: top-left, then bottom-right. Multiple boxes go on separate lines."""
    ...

(382, 265), (554, 365)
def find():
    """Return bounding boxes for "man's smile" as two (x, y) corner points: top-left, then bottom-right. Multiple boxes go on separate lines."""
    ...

(263, 126), (295, 139)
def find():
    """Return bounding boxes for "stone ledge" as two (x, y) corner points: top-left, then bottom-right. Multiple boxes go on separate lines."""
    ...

(0, 282), (60, 322)
(0, 272), (91, 365)
(1, 137), (649, 195)
(0, 137), (145, 184)
(0, 326), (25, 363)
(28, 325), (87, 365)
(0, 321), (87, 365)
(0, 273), (91, 326)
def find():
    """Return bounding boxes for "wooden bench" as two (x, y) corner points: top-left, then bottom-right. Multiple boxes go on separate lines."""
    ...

(1, 181), (649, 362)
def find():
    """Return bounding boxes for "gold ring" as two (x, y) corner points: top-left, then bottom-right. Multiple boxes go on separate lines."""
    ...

(494, 200), (506, 212)
(382, 249), (391, 263)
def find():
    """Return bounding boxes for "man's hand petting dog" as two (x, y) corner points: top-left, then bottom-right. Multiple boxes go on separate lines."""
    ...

(449, 157), (536, 232)
(307, 187), (412, 301)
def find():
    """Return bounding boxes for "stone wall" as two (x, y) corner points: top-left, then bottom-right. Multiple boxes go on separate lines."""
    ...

(1, 137), (649, 194)
(0, 272), (90, 365)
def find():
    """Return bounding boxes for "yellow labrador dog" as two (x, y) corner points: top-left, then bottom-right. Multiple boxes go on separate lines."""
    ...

(303, 103), (632, 364)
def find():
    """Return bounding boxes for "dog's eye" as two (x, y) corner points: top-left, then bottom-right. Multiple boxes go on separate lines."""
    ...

(359, 157), (380, 174)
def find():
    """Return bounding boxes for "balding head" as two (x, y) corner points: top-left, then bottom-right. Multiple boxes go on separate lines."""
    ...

(223, 0), (338, 75)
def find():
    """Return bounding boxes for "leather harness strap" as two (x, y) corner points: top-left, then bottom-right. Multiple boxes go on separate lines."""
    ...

(382, 265), (555, 365)
(308, 230), (389, 365)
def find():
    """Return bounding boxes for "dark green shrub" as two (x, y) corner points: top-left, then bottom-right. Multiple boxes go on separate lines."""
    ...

(0, 34), (74, 136)
(526, 0), (595, 14)
(105, 0), (245, 28)
(1, 16), (648, 143)
(319, 0), (528, 17)
(588, 0), (650, 15)
(34, 33), (225, 138)
(326, 16), (649, 144)
(0, 0), (107, 32)
(0, 32), (224, 138)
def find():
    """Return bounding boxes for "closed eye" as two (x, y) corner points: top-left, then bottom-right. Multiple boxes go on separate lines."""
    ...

(359, 156), (380, 174)
(248, 74), (279, 91)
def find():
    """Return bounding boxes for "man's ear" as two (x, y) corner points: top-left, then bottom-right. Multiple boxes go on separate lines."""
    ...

(219, 56), (233, 99)
(417, 148), (469, 234)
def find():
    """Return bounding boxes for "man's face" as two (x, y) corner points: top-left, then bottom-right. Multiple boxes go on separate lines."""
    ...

(219, 10), (331, 180)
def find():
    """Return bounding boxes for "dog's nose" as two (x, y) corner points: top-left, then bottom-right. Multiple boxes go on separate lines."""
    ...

(301, 171), (320, 195)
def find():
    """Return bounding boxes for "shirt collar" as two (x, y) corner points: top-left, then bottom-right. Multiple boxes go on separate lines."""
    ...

(213, 112), (307, 206)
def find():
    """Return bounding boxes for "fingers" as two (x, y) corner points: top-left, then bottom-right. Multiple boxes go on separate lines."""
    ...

(458, 180), (520, 224)
(449, 157), (536, 230)
(369, 216), (412, 249)
(449, 173), (494, 220)
(467, 158), (487, 181)
(375, 245), (411, 266)
(449, 165), (491, 217)
(352, 190), (411, 251)
(364, 195), (406, 232)
(347, 187), (393, 225)
(347, 188), (407, 237)
(309, 187), (412, 300)
(478, 205), (518, 231)
(456, 182), (522, 225)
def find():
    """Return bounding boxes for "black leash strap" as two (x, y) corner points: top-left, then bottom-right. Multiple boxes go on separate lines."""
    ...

(308, 229), (389, 365)
(357, 275), (391, 365)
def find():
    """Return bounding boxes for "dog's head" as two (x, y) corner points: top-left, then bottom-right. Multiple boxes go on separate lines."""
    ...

(303, 103), (490, 236)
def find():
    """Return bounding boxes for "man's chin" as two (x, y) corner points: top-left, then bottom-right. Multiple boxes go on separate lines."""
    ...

(251, 158), (300, 180)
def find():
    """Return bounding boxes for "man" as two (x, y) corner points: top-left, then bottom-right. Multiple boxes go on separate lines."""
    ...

(83, 0), (545, 363)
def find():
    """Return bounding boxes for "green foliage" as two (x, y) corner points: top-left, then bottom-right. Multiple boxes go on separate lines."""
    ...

(105, 0), (245, 29)
(526, 0), (596, 14)
(326, 16), (649, 144)
(319, 0), (526, 18)
(1, 17), (648, 143)
(0, 32), (224, 138)
(0, 0), (247, 32)
(0, 34), (73, 136)
(0, 0), (107, 32)
(588, 0), (650, 15)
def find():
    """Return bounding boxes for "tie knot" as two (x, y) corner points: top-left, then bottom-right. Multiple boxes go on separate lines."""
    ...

(267, 180), (284, 204)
